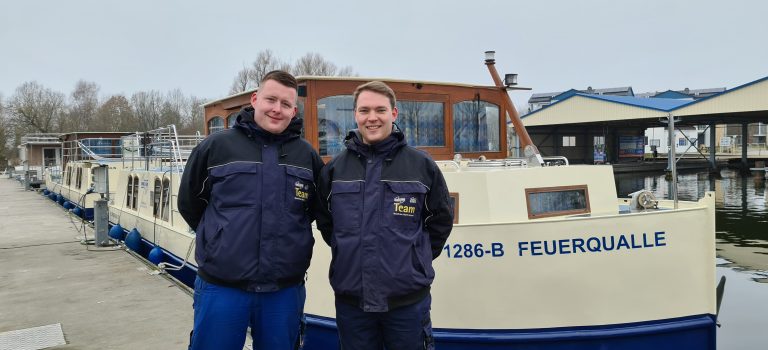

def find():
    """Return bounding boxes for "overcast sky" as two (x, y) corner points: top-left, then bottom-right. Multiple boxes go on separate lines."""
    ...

(1, 0), (766, 109)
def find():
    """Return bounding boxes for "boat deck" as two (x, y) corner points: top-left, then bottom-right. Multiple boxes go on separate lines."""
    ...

(0, 179), (193, 349)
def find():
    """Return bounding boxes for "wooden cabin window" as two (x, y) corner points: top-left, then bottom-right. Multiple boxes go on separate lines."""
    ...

(126, 175), (133, 208)
(396, 101), (445, 147)
(152, 178), (162, 218)
(453, 100), (500, 153)
(161, 178), (171, 222)
(132, 176), (139, 210)
(525, 185), (590, 219)
(317, 95), (355, 157)
(226, 112), (238, 128)
(208, 116), (224, 134)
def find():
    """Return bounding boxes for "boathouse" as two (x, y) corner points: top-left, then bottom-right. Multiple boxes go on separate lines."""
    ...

(520, 76), (768, 168)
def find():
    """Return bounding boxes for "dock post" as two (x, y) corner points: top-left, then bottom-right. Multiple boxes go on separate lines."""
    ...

(741, 123), (750, 174)
(93, 199), (110, 247)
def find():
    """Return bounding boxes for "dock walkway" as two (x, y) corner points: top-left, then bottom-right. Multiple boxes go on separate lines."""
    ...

(0, 179), (193, 349)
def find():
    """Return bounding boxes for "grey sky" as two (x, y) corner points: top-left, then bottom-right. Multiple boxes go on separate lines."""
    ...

(1, 0), (766, 109)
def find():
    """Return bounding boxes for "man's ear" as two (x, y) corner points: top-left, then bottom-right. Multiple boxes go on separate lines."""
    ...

(250, 92), (258, 108)
(392, 106), (399, 122)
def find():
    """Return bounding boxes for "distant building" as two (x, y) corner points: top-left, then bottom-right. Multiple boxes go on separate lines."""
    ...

(528, 87), (634, 113)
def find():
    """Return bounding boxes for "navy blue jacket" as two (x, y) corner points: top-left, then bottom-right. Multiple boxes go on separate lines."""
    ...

(316, 131), (454, 312)
(178, 107), (323, 292)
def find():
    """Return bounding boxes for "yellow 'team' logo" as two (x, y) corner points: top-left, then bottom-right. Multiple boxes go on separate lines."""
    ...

(294, 181), (309, 201)
(393, 196), (417, 216)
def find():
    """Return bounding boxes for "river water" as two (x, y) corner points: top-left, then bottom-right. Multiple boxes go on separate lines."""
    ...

(615, 169), (768, 349)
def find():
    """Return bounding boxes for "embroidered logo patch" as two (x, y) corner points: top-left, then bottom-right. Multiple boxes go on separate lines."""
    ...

(393, 196), (417, 216)
(294, 181), (309, 201)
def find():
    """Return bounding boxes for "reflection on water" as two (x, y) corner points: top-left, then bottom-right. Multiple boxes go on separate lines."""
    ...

(615, 169), (768, 349)
(615, 169), (768, 272)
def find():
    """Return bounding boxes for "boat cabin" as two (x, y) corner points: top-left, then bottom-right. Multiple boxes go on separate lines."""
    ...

(203, 77), (513, 161)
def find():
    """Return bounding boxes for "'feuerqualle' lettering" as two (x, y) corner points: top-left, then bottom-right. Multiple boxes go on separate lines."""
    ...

(517, 232), (667, 257)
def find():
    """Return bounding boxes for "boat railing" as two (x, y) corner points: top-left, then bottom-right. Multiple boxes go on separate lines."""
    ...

(62, 137), (124, 165)
(439, 156), (569, 171)
(121, 125), (203, 173)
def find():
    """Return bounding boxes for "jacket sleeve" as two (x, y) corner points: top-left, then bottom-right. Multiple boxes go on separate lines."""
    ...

(177, 142), (210, 231)
(307, 150), (326, 225)
(425, 161), (454, 259)
(314, 161), (334, 246)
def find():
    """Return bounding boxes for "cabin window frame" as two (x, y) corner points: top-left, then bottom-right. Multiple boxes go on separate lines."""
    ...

(226, 112), (238, 128)
(161, 178), (171, 222)
(152, 177), (162, 218)
(75, 167), (83, 189)
(452, 99), (501, 154)
(66, 166), (72, 186)
(126, 174), (133, 208)
(131, 175), (139, 210)
(208, 116), (225, 134)
(448, 192), (460, 224)
(525, 185), (591, 219)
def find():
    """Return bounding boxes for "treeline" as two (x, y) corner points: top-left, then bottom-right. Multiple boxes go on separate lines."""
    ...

(0, 81), (207, 166)
(0, 50), (355, 166)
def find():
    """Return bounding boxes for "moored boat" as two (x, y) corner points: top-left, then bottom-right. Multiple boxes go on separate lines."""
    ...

(44, 52), (719, 349)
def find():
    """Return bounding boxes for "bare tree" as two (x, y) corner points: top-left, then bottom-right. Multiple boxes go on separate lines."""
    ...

(65, 80), (100, 131)
(178, 96), (207, 135)
(229, 67), (253, 94)
(293, 52), (338, 76)
(250, 50), (292, 86)
(95, 94), (135, 131)
(131, 90), (164, 131)
(336, 65), (357, 77)
(7, 81), (66, 134)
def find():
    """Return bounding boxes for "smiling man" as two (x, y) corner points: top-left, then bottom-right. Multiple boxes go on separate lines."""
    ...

(178, 70), (323, 350)
(316, 81), (454, 350)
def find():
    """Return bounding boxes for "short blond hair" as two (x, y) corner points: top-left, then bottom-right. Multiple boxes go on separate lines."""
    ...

(353, 81), (396, 109)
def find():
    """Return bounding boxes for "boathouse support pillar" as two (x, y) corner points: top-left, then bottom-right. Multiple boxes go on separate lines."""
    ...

(709, 123), (717, 170)
(742, 122), (749, 171)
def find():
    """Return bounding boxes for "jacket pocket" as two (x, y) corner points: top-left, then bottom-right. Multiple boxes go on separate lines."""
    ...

(330, 181), (363, 231)
(209, 162), (261, 208)
(384, 181), (427, 234)
(284, 166), (314, 223)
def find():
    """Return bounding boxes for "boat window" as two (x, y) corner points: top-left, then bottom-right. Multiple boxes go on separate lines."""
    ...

(226, 112), (238, 128)
(126, 175), (133, 208)
(152, 178), (161, 218)
(208, 116), (224, 134)
(525, 185), (590, 219)
(317, 95), (356, 157)
(396, 101), (445, 147)
(132, 176), (139, 210)
(76, 168), (83, 189)
(449, 192), (460, 224)
(66, 166), (72, 186)
(161, 178), (171, 221)
(453, 100), (500, 153)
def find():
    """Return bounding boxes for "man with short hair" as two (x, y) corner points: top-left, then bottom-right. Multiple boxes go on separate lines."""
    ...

(178, 70), (323, 350)
(317, 81), (454, 350)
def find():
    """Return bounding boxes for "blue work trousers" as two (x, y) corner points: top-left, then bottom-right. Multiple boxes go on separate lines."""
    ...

(189, 276), (306, 350)
(335, 295), (434, 350)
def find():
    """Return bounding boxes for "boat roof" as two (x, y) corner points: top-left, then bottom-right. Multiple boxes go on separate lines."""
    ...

(202, 76), (498, 107)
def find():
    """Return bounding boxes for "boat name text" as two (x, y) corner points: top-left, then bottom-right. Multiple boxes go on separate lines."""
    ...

(517, 232), (666, 257)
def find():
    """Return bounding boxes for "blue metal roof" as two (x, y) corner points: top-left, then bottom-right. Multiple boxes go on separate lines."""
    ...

(579, 94), (693, 111)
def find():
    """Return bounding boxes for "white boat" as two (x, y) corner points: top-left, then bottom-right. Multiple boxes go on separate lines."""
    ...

(43, 53), (720, 349)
